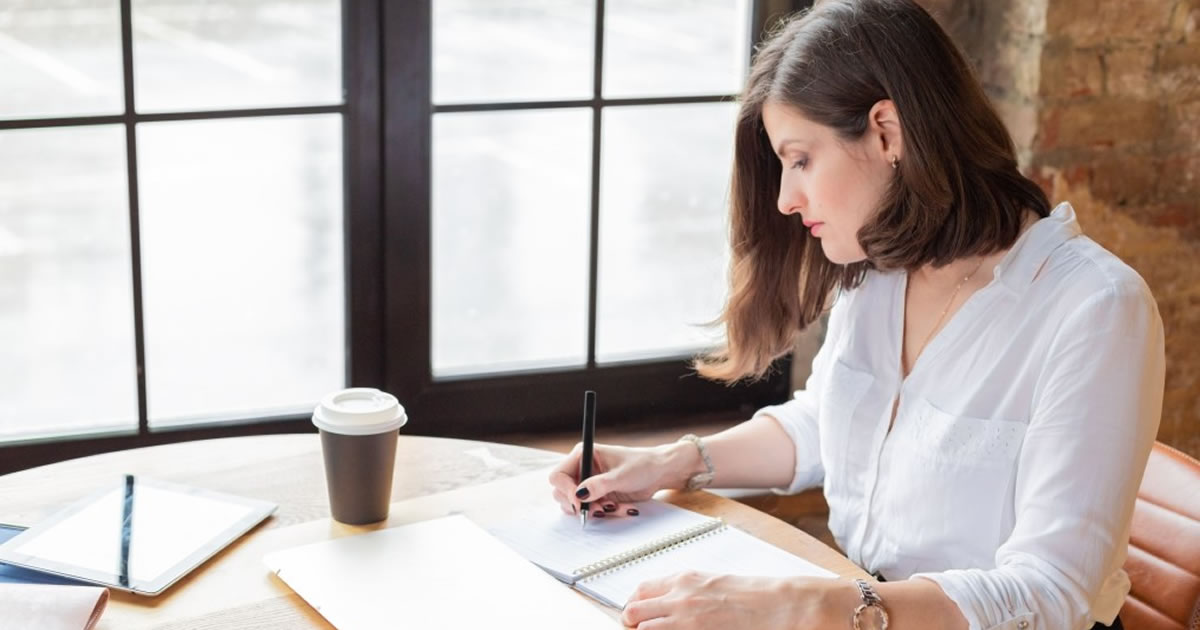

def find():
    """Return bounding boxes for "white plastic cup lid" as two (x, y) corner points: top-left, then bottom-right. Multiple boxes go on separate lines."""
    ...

(313, 388), (407, 436)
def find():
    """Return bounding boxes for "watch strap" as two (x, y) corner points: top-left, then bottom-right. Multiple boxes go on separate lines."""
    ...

(852, 578), (889, 630)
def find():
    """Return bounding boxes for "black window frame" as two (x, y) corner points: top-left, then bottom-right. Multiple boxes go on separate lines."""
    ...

(1, 0), (808, 473)
(382, 0), (809, 437)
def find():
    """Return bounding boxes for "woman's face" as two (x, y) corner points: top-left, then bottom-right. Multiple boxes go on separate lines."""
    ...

(761, 101), (896, 265)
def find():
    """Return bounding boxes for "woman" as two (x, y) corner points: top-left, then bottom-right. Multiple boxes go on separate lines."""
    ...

(548, 1), (1164, 629)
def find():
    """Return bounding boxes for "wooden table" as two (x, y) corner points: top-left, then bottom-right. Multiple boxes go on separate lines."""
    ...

(0, 434), (867, 628)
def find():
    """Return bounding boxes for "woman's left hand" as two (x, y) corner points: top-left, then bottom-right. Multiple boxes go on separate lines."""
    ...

(620, 571), (848, 629)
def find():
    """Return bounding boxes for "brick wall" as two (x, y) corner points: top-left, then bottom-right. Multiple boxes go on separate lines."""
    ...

(923, 0), (1200, 456)
(1035, 0), (1199, 457)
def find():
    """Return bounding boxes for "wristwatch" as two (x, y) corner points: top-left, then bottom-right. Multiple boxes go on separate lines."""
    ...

(852, 578), (890, 630)
(678, 434), (715, 490)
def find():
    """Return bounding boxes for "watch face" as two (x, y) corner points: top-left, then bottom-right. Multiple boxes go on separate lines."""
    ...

(854, 605), (888, 630)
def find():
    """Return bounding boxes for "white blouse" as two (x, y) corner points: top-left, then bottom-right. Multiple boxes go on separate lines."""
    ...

(756, 203), (1164, 630)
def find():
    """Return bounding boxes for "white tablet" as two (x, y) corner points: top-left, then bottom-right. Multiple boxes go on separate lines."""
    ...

(0, 475), (277, 595)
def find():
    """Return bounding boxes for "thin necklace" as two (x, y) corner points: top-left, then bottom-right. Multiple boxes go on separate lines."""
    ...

(906, 257), (987, 375)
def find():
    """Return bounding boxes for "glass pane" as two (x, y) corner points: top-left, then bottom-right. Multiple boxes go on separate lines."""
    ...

(133, 0), (341, 113)
(432, 109), (591, 376)
(433, 0), (594, 105)
(0, 126), (137, 442)
(597, 103), (736, 362)
(603, 0), (750, 99)
(0, 1), (124, 119)
(137, 114), (344, 426)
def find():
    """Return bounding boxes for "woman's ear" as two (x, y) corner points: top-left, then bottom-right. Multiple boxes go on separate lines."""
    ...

(867, 99), (903, 165)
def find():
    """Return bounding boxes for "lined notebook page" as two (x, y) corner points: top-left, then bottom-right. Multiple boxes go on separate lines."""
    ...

(578, 524), (838, 609)
(486, 500), (717, 582)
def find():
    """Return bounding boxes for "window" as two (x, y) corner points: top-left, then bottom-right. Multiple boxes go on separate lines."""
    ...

(0, 0), (347, 446)
(1, 0), (805, 468)
(382, 0), (800, 435)
(429, 2), (749, 374)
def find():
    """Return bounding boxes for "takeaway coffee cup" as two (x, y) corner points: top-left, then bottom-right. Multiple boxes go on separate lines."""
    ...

(313, 388), (407, 524)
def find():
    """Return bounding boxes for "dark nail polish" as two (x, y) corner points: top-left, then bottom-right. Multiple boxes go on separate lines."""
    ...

(592, 510), (605, 518)
(626, 508), (640, 516)
(575, 487), (590, 499)
(603, 503), (617, 512)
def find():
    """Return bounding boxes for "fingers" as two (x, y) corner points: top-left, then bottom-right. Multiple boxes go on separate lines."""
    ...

(548, 442), (583, 486)
(575, 469), (621, 505)
(549, 443), (645, 520)
(585, 500), (614, 521)
(553, 444), (620, 513)
(622, 597), (668, 627)
(552, 489), (576, 516)
(585, 500), (640, 520)
(549, 443), (585, 510)
(622, 587), (673, 627)
(622, 572), (714, 626)
(549, 468), (578, 504)
(628, 576), (673, 603)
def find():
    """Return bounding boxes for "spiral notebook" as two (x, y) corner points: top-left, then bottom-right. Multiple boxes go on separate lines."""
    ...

(486, 500), (836, 609)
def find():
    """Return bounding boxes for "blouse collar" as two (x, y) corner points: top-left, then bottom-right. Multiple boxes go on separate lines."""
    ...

(991, 202), (1082, 294)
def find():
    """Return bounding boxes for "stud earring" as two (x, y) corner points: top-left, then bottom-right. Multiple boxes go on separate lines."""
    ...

(891, 155), (900, 169)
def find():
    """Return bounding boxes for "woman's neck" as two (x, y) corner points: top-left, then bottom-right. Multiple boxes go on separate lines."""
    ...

(912, 210), (1040, 289)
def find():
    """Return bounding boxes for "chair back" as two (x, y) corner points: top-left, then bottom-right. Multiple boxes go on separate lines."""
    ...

(1121, 442), (1200, 630)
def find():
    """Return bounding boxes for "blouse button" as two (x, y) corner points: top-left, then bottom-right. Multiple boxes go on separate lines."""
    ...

(1017, 621), (1029, 629)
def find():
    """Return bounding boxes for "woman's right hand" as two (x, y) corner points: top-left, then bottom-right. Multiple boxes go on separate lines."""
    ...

(548, 441), (690, 519)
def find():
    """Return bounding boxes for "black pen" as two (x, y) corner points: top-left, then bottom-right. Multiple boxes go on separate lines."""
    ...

(579, 390), (596, 529)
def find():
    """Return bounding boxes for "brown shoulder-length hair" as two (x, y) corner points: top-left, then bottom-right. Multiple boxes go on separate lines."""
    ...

(695, 0), (1050, 383)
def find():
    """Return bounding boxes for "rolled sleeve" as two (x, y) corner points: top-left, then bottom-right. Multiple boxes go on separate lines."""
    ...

(915, 561), (1074, 630)
(754, 391), (824, 494)
(914, 286), (1165, 630)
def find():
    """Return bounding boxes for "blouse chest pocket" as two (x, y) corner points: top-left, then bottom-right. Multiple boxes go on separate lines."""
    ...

(901, 397), (1027, 468)
(880, 397), (1028, 556)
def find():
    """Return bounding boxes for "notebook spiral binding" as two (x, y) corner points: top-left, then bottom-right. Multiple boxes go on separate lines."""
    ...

(571, 518), (726, 583)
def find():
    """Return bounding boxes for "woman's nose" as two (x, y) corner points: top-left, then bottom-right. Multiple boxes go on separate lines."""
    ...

(777, 185), (805, 216)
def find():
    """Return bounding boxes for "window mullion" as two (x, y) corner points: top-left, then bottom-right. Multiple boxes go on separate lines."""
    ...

(118, 0), (148, 438)
(344, 0), (386, 390)
(586, 0), (606, 368)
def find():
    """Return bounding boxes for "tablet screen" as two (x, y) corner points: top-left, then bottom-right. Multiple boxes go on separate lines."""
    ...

(0, 524), (88, 586)
(0, 476), (276, 595)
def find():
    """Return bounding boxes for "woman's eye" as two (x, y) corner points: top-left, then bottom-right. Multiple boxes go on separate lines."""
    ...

(790, 159), (807, 170)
